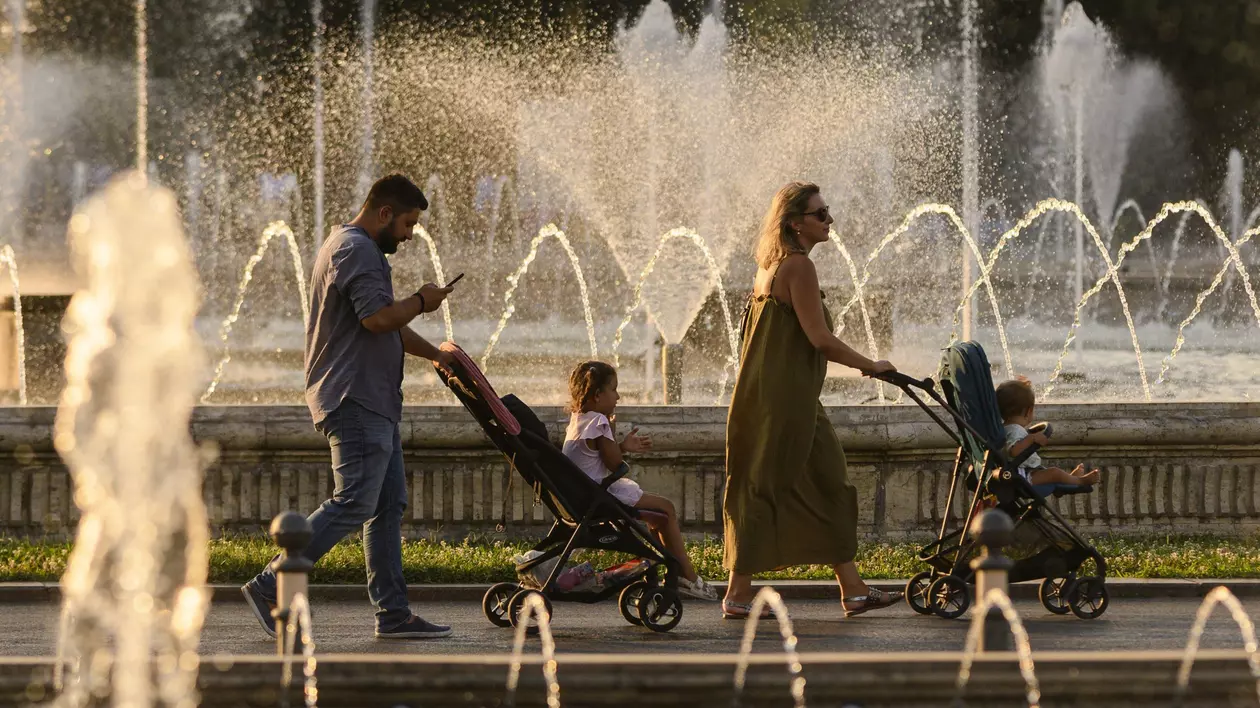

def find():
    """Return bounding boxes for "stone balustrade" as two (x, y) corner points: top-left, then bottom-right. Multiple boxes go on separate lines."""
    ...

(1, 402), (1258, 540)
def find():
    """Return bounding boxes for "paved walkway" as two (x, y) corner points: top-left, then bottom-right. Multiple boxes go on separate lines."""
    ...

(3, 596), (1256, 657)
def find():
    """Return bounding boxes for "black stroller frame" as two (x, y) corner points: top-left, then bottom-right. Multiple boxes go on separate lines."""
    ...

(871, 343), (1110, 621)
(435, 353), (687, 633)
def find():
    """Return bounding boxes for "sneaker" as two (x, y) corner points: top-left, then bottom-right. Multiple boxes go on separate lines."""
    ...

(375, 614), (453, 639)
(241, 583), (277, 639)
(677, 576), (720, 601)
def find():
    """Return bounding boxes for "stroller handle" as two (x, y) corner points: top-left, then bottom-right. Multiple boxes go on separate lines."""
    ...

(868, 369), (933, 391)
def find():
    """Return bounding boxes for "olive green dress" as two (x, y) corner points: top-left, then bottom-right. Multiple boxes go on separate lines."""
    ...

(722, 275), (858, 574)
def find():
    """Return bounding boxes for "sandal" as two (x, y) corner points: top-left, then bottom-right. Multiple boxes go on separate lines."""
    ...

(721, 598), (776, 620)
(842, 586), (903, 618)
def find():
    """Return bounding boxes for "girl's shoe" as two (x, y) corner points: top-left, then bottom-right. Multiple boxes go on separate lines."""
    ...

(677, 576), (720, 601)
(841, 587), (903, 618)
(721, 598), (775, 620)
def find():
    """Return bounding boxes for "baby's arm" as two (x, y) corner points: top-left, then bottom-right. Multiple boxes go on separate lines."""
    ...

(1008, 430), (1050, 458)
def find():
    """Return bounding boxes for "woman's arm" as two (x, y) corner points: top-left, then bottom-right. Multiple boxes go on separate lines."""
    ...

(782, 256), (889, 372)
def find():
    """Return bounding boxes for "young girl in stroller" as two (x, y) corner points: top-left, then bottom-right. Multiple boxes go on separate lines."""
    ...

(563, 360), (719, 602)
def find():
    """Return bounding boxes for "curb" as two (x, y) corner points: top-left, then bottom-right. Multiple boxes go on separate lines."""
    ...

(4, 578), (1259, 603)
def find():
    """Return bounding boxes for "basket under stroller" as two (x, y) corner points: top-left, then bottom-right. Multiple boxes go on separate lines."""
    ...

(433, 342), (687, 633)
(871, 341), (1110, 620)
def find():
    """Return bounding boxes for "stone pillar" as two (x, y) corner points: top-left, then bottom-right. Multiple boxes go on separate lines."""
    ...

(270, 511), (314, 654)
(969, 508), (1015, 652)
(661, 342), (683, 405)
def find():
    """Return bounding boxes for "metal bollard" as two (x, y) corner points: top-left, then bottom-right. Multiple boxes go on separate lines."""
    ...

(969, 508), (1014, 652)
(270, 511), (314, 655)
(661, 342), (683, 405)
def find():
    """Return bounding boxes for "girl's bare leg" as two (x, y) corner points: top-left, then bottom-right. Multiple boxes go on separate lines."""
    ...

(636, 492), (698, 582)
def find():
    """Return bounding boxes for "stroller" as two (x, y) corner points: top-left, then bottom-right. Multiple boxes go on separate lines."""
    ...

(872, 341), (1110, 620)
(433, 343), (687, 633)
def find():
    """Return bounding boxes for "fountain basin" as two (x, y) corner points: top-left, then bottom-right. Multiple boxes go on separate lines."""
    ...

(1, 401), (1258, 540)
(1, 651), (1257, 707)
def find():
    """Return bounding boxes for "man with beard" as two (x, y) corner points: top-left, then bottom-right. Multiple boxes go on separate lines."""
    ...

(243, 174), (457, 639)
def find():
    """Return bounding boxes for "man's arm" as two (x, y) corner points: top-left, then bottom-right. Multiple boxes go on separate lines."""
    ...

(401, 326), (446, 361)
(362, 295), (424, 334)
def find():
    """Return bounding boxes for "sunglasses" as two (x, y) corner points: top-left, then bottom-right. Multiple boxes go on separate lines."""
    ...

(802, 207), (831, 222)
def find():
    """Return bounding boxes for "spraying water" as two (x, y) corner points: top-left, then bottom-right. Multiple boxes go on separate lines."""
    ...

(135, 0), (148, 174)
(960, 0), (979, 342)
(0, 244), (25, 404)
(731, 587), (805, 708)
(412, 224), (454, 342)
(280, 593), (319, 708)
(611, 227), (738, 404)
(52, 172), (210, 708)
(503, 593), (561, 708)
(202, 221), (310, 402)
(952, 588), (1041, 708)
(482, 224), (597, 373)
(356, 0), (376, 202)
(1174, 586), (1260, 706)
(311, 0), (326, 247)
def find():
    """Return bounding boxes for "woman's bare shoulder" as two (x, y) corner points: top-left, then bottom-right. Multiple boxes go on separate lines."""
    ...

(776, 253), (817, 280)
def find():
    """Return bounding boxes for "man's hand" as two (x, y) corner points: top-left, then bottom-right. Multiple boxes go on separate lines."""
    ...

(432, 348), (456, 374)
(416, 282), (453, 313)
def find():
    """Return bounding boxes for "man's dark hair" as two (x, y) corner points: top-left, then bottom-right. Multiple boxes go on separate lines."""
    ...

(363, 174), (428, 213)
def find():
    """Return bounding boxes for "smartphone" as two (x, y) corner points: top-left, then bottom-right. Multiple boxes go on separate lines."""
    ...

(445, 273), (464, 288)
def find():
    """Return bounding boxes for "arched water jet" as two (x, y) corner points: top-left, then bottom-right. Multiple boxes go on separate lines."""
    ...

(827, 232), (885, 402)
(952, 588), (1041, 708)
(1110, 199), (1163, 301)
(1173, 586), (1260, 707)
(611, 227), (737, 405)
(0, 245), (26, 405)
(731, 587), (805, 708)
(834, 204), (1014, 379)
(411, 225), (454, 342)
(280, 593), (318, 708)
(1155, 206), (1205, 321)
(503, 593), (561, 708)
(1158, 227), (1259, 384)
(482, 224), (596, 373)
(202, 221), (310, 403)
(949, 199), (1146, 400)
(1040, 201), (1260, 400)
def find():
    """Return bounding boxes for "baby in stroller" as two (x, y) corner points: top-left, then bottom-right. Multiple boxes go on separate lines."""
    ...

(997, 377), (1100, 489)
(564, 361), (719, 602)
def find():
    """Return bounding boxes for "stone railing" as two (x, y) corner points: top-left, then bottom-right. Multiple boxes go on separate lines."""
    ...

(1, 402), (1258, 540)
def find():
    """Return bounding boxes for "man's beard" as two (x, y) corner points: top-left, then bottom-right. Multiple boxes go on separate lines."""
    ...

(377, 217), (400, 254)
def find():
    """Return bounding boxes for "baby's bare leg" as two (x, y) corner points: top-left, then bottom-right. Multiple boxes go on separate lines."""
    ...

(1030, 467), (1093, 486)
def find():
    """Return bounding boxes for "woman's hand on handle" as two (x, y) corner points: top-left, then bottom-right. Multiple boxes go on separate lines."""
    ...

(861, 360), (897, 377)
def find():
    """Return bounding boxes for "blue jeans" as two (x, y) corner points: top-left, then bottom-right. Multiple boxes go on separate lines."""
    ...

(249, 399), (411, 630)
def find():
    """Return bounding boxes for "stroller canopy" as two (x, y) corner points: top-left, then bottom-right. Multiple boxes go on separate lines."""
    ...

(937, 341), (1007, 465)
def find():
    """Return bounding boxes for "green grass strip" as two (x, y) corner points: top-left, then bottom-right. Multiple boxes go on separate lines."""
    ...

(1, 534), (1258, 584)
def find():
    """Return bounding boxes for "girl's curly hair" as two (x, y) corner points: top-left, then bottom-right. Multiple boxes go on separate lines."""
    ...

(567, 360), (617, 413)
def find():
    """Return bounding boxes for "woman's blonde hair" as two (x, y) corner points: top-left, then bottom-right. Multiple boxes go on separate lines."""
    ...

(754, 181), (820, 269)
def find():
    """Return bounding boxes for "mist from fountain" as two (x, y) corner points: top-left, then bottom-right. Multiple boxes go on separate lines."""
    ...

(311, 0), (326, 247)
(52, 172), (210, 707)
(202, 221), (310, 402)
(0, 244), (24, 404)
(412, 225), (454, 342)
(135, 0), (148, 174)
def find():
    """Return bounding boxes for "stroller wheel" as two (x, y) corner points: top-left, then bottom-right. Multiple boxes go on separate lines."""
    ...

(928, 575), (971, 619)
(638, 586), (683, 633)
(1065, 576), (1109, 619)
(1039, 575), (1074, 615)
(508, 589), (554, 634)
(483, 582), (520, 628)
(619, 581), (648, 626)
(905, 572), (936, 616)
